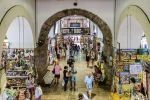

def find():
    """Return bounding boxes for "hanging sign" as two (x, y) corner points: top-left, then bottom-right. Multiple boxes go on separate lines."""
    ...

(137, 55), (150, 61)
(129, 64), (143, 74)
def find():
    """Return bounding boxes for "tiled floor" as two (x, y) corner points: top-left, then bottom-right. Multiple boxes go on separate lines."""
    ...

(42, 53), (112, 100)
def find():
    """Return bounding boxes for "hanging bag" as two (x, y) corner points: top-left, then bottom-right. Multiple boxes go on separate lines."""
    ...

(52, 66), (55, 74)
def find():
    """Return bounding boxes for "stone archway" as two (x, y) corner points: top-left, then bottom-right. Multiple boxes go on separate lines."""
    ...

(35, 9), (113, 86)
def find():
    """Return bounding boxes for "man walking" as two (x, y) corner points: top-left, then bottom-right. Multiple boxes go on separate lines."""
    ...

(69, 63), (77, 91)
(67, 56), (75, 67)
(84, 72), (93, 99)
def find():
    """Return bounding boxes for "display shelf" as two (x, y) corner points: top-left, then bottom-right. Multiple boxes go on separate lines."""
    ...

(11, 86), (26, 88)
(6, 76), (28, 78)
(6, 70), (28, 72)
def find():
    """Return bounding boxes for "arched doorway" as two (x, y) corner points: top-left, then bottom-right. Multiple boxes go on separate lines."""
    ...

(0, 5), (35, 56)
(116, 5), (150, 48)
(0, 5), (35, 92)
(35, 9), (113, 85)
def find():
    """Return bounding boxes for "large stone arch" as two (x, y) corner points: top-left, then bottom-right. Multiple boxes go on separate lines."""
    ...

(0, 5), (35, 56)
(35, 9), (113, 85)
(116, 5), (150, 48)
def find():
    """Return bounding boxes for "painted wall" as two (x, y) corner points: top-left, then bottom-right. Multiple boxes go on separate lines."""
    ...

(6, 17), (34, 48)
(115, 0), (150, 48)
(36, 0), (115, 42)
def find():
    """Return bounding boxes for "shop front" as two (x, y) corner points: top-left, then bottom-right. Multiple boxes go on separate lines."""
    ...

(111, 49), (149, 100)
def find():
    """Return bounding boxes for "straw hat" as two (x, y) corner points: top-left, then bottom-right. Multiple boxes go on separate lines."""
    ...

(27, 72), (33, 75)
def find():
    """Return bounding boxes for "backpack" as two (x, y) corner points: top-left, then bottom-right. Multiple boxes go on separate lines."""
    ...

(67, 59), (71, 64)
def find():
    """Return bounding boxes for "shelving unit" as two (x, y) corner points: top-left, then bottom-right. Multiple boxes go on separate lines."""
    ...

(1, 48), (35, 92)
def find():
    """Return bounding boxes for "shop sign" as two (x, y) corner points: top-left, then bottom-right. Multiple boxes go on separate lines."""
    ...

(137, 55), (150, 61)
(129, 64), (143, 74)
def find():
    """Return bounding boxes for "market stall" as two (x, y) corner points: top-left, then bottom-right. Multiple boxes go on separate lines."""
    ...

(111, 49), (148, 100)
(0, 48), (35, 100)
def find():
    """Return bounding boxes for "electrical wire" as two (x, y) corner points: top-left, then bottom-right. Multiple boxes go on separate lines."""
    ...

(127, 15), (128, 49)
(18, 16), (20, 49)
(22, 16), (24, 49)
(130, 14), (131, 49)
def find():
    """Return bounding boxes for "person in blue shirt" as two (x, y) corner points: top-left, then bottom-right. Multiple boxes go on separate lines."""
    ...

(84, 72), (93, 99)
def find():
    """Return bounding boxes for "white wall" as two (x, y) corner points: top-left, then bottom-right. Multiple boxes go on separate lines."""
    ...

(115, 0), (150, 48)
(36, 0), (115, 42)
(0, 0), (35, 28)
(0, 0), (35, 48)
(115, 0), (150, 27)
(118, 17), (143, 49)
(6, 17), (34, 48)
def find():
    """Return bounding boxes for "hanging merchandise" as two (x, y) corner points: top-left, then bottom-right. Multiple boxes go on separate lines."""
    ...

(0, 16), (35, 99)
(111, 15), (147, 100)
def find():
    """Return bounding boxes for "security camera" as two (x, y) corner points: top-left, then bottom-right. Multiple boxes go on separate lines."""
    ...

(74, 2), (77, 6)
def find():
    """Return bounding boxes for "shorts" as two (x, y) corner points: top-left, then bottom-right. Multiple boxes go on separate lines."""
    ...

(55, 74), (60, 78)
(36, 95), (41, 100)
(91, 59), (95, 62)
(70, 76), (76, 82)
(87, 88), (92, 93)
(27, 87), (35, 94)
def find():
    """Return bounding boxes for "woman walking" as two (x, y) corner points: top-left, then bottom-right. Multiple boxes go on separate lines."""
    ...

(54, 61), (62, 84)
(86, 52), (90, 68)
(25, 73), (35, 100)
(63, 66), (70, 91)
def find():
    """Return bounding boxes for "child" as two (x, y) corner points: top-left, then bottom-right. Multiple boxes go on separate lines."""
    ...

(35, 83), (43, 100)
(24, 90), (30, 100)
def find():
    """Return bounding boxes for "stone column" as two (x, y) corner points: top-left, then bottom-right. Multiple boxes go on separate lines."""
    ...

(89, 20), (94, 34)
(97, 27), (103, 39)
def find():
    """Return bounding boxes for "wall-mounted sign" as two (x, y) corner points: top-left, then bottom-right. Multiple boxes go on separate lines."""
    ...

(70, 23), (80, 27)
(61, 28), (90, 35)
(130, 64), (142, 74)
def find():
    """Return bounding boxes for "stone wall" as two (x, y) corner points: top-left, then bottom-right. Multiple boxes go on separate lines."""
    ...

(35, 9), (113, 86)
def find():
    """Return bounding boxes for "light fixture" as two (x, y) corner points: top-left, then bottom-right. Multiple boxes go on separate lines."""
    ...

(4, 36), (8, 42)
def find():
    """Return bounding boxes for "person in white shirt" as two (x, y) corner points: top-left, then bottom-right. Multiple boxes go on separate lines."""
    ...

(78, 93), (88, 100)
(84, 72), (94, 99)
(35, 82), (43, 100)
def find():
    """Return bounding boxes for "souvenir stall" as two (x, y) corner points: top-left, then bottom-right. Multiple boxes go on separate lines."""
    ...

(111, 49), (146, 100)
(0, 48), (35, 100)
(137, 55), (150, 99)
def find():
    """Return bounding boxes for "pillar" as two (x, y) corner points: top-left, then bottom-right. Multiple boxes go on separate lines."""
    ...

(55, 20), (61, 34)
(89, 20), (94, 34)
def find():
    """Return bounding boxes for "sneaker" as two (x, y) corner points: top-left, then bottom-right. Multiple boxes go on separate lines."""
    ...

(70, 88), (73, 90)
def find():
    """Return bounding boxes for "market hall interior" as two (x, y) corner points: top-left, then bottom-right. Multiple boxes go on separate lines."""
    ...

(0, 0), (150, 100)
